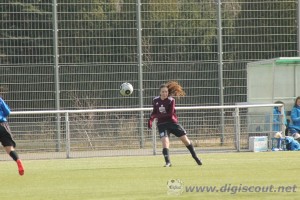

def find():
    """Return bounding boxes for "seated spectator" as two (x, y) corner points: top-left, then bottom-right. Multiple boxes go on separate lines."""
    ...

(272, 101), (287, 150)
(288, 96), (300, 138)
(293, 133), (300, 143)
(285, 136), (300, 151)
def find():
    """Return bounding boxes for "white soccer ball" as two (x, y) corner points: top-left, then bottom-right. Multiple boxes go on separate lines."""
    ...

(120, 82), (133, 96)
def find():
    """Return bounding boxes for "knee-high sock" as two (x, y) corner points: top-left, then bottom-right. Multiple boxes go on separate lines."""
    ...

(186, 143), (198, 159)
(162, 148), (170, 163)
(9, 151), (19, 161)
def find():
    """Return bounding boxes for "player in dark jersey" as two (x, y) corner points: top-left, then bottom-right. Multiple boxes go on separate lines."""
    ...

(148, 81), (202, 167)
(0, 97), (24, 175)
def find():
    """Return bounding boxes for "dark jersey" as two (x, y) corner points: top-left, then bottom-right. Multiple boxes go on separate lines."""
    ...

(150, 96), (178, 125)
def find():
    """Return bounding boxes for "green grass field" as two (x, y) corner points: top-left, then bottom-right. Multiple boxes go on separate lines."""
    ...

(0, 152), (299, 200)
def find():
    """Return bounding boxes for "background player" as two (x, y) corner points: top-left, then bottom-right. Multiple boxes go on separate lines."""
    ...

(0, 97), (24, 175)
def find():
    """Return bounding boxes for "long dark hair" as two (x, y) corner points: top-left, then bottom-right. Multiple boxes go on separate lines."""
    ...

(294, 96), (300, 107)
(160, 81), (186, 97)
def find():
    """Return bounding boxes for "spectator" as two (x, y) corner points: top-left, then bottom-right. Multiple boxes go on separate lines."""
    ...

(288, 96), (300, 138)
(285, 136), (300, 151)
(272, 101), (287, 150)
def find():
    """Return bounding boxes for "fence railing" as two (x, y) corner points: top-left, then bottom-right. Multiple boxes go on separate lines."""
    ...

(0, 104), (284, 160)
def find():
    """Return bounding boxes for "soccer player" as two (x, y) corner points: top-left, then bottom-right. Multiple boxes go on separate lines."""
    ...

(148, 81), (202, 167)
(0, 97), (24, 175)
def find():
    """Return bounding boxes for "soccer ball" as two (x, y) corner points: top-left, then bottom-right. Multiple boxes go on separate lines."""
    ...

(120, 82), (133, 96)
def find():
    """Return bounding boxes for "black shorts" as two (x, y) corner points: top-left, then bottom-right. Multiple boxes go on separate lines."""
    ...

(0, 122), (16, 147)
(157, 122), (186, 138)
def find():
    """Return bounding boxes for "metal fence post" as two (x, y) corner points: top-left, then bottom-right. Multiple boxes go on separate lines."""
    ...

(233, 107), (241, 152)
(65, 112), (70, 158)
(216, 0), (225, 145)
(52, 0), (61, 152)
(136, 0), (144, 148)
(297, 0), (300, 56)
(152, 120), (157, 155)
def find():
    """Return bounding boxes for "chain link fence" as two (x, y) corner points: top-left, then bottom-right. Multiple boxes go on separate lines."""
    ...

(0, 1), (297, 159)
(0, 0), (297, 110)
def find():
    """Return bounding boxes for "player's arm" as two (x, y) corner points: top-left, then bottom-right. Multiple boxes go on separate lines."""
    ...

(291, 108), (300, 122)
(0, 98), (11, 117)
(149, 100), (158, 118)
(148, 100), (158, 129)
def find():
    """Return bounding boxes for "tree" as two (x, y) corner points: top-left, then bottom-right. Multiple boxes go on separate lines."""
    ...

(227, 0), (297, 61)
(0, 0), (53, 64)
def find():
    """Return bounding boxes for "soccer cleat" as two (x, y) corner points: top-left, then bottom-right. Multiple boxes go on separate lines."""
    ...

(164, 162), (172, 167)
(195, 157), (202, 166)
(17, 159), (24, 176)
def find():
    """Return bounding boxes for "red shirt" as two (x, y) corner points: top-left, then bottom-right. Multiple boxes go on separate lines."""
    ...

(149, 96), (178, 124)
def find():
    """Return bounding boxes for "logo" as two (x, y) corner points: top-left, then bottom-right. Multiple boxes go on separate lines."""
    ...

(167, 179), (184, 195)
(159, 105), (166, 113)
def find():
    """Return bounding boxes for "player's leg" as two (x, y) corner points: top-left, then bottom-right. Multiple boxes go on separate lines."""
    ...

(179, 135), (202, 165)
(4, 146), (24, 176)
(161, 135), (172, 167)
(158, 124), (172, 167)
(170, 123), (202, 165)
(0, 122), (24, 176)
(276, 138), (282, 150)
